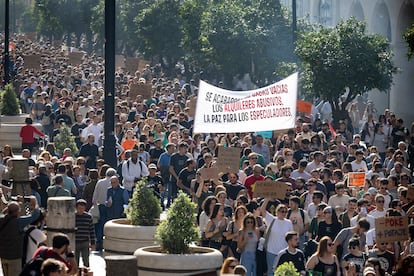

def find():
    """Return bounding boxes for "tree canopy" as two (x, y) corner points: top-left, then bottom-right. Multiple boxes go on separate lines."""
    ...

(295, 18), (397, 123)
(403, 22), (414, 60)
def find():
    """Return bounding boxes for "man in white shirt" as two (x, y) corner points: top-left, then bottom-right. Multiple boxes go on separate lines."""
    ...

(81, 115), (102, 147)
(305, 151), (324, 173)
(122, 149), (149, 196)
(291, 160), (311, 181)
(350, 198), (375, 230)
(351, 150), (368, 172)
(92, 168), (117, 251)
(261, 198), (293, 276)
(328, 183), (350, 216)
(369, 194), (387, 218)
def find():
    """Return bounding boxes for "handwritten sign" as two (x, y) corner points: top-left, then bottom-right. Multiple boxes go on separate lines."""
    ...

(200, 167), (218, 182)
(68, 52), (85, 65)
(125, 57), (140, 73)
(348, 172), (366, 187)
(407, 186), (414, 202)
(115, 55), (125, 69)
(24, 55), (41, 69)
(297, 100), (312, 114)
(216, 146), (240, 174)
(253, 180), (290, 199)
(129, 83), (152, 100)
(375, 216), (409, 243)
(188, 97), (197, 117)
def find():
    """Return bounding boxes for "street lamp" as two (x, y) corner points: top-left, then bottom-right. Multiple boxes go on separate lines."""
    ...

(103, 0), (117, 168)
(4, 0), (10, 85)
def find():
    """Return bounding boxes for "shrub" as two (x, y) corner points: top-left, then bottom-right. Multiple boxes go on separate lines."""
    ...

(156, 191), (199, 254)
(127, 177), (161, 226)
(0, 84), (20, 115)
(274, 261), (301, 276)
(53, 123), (78, 155)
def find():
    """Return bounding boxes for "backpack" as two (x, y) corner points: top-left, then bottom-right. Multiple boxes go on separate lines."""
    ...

(117, 159), (144, 184)
(22, 226), (37, 265)
(287, 208), (305, 224)
(20, 248), (47, 276)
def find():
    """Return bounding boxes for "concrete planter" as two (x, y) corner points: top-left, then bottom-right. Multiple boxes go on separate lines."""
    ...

(134, 245), (223, 276)
(0, 114), (42, 150)
(103, 218), (158, 256)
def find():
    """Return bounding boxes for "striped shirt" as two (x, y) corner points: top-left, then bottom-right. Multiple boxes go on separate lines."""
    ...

(75, 212), (95, 244)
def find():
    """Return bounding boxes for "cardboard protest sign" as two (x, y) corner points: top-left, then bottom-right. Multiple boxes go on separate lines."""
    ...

(138, 59), (150, 73)
(297, 100), (312, 114)
(68, 52), (85, 65)
(200, 167), (218, 182)
(407, 186), (414, 201)
(115, 55), (125, 69)
(188, 97), (197, 117)
(194, 73), (297, 133)
(129, 83), (152, 100)
(125, 57), (140, 73)
(23, 55), (41, 69)
(216, 146), (240, 174)
(253, 180), (290, 199)
(25, 32), (36, 41)
(348, 172), (365, 187)
(375, 216), (409, 243)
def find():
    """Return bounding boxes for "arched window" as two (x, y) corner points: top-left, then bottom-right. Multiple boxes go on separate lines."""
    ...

(319, 0), (332, 26)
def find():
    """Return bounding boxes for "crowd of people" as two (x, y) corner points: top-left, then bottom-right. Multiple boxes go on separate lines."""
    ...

(1, 34), (414, 276)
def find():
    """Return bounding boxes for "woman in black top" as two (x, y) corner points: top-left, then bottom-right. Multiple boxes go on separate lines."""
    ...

(316, 206), (342, 241)
(306, 236), (340, 276)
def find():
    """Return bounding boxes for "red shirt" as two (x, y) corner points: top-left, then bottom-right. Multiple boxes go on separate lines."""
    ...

(32, 246), (73, 272)
(20, 125), (44, 143)
(244, 174), (265, 198)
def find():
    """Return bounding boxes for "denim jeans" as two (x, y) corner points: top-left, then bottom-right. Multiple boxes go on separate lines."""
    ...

(266, 251), (277, 276)
(241, 250), (257, 276)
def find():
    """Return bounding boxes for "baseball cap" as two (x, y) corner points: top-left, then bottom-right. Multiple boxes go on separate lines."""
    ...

(148, 164), (157, 169)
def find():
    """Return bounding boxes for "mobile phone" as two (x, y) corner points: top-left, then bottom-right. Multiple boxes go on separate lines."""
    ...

(361, 207), (367, 216)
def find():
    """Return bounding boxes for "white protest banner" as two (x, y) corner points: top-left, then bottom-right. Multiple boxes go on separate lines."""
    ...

(193, 73), (298, 133)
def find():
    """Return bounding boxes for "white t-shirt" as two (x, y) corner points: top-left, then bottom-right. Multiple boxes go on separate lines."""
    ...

(265, 211), (293, 255)
(350, 214), (375, 230)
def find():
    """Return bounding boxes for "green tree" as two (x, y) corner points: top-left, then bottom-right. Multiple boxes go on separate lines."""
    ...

(0, 84), (20, 116)
(295, 18), (397, 124)
(199, 0), (293, 85)
(135, 0), (184, 73)
(53, 123), (78, 156)
(403, 22), (414, 60)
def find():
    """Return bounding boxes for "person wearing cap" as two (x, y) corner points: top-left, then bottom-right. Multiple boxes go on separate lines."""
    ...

(0, 196), (41, 276)
(147, 163), (164, 208)
(75, 199), (95, 268)
(149, 138), (165, 164)
(293, 139), (312, 163)
(168, 143), (191, 206)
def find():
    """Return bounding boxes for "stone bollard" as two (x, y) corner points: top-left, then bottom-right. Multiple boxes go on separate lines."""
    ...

(105, 255), (137, 276)
(46, 196), (76, 250)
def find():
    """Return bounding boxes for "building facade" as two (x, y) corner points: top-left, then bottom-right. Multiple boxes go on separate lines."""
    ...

(282, 0), (414, 124)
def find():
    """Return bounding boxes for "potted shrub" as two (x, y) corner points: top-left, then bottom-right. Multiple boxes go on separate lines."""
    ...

(104, 178), (161, 255)
(134, 191), (223, 275)
(274, 261), (301, 276)
(0, 84), (20, 116)
(0, 84), (26, 148)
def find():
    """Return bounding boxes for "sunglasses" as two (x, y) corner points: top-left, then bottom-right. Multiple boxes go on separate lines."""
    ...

(250, 157), (258, 160)
(279, 210), (287, 214)
(246, 220), (255, 224)
(328, 242), (334, 247)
